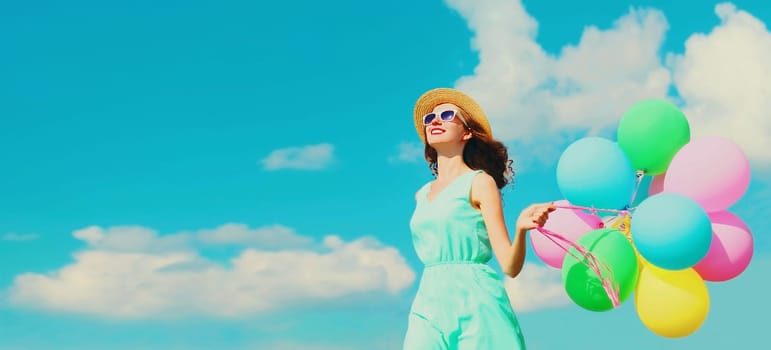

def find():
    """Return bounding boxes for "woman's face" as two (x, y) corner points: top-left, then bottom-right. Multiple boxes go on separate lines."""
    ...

(424, 103), (471, 145)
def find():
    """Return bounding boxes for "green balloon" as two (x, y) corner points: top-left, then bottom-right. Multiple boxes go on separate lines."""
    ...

(561, 228), (639, 312)
(617, 98), (690, 175)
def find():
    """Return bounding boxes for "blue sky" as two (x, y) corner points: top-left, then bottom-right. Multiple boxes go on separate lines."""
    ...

(1, 0), (770, 349)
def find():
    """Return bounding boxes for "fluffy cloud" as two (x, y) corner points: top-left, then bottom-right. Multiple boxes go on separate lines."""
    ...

(193, 223), (313, 248)
(261, 143), (334, 170)
(503, 262), (570, 313)
(446, 0), (670, 143)
(71, 223), (313, 252)
(5, 224), (415, 319)
(442, 0), (770, 169)
(668, 3), (771, 169)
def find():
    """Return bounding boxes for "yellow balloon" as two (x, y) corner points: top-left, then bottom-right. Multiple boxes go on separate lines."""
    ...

(634, 261), (710, 338)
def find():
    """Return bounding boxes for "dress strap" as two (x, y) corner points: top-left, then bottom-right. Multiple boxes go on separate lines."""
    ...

(418, 169), (484, 203)
(457, 169), (484, 199)
(439, 169), (484, 201)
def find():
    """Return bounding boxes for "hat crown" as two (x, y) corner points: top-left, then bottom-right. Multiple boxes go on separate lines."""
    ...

(413, 88), (492, 144)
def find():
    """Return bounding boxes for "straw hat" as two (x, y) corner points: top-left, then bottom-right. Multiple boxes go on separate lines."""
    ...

(413, 87), (492, 144)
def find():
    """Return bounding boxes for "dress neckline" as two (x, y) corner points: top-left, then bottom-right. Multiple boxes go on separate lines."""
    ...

(424, 170), (479, 204)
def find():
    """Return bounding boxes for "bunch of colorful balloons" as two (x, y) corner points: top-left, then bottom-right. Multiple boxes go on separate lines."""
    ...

(530, 98), (753, 338)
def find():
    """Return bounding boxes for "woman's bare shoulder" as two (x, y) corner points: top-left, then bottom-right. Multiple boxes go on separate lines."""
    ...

(471, 170), (497, 189)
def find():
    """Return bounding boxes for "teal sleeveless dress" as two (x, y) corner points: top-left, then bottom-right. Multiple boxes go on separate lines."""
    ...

(403, 170), (526, 350)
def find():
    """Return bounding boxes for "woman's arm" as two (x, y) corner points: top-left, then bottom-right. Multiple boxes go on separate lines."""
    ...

(471, 173), (554, 278)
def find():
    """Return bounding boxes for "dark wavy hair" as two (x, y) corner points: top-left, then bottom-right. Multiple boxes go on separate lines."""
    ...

(424, 109), (515, 190)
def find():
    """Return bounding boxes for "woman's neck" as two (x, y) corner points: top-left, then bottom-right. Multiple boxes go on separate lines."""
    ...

(436, 152), (471, 180)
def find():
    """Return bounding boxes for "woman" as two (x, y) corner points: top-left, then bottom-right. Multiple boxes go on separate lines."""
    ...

(403, 88), (555, 350)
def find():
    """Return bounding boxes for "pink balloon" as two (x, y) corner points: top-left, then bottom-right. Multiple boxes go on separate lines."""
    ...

(530, 200), (604, 268)
(663, 136), (751, 212)
(649, 173), (665, 196)
(693, 211), (754, 282)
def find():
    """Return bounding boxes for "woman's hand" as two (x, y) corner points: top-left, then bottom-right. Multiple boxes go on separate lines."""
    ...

(516, 202), (556, 232)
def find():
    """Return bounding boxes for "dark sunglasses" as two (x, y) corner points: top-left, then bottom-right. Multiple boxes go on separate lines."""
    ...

(422, 110), (469, 127)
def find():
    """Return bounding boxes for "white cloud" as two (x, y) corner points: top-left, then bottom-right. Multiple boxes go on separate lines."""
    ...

(194, 223), (313, 248)
(2, 232), (39, 241)
(71, 223), (312, 252)
(445, 0), (670, 145)
(5, 225), (415, 319)
(443, 0), (771, 170)
(504, 262), (570, 313)
(550, 9), (671, 130)
(73, 226), (192, 253)
(261, 143), (334, 170)
(667, 3), (771, 169)
(388, 141), (423, 164)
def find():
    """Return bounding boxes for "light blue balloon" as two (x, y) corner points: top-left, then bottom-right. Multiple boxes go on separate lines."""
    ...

(556, 137), (637, 210)
(631, 192), (712, 270)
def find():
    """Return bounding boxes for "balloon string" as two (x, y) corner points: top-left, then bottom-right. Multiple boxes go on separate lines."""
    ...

(626, 170), (646, 209)
(602, 214), (620, 228)
(539, 172), (645, 308)
(553, 204), (629, 215)
(553, 170), (645, 217)
(535, 226), (621, 307)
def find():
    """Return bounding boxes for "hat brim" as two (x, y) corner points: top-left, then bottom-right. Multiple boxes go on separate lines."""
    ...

(413, 88), (492, 144)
